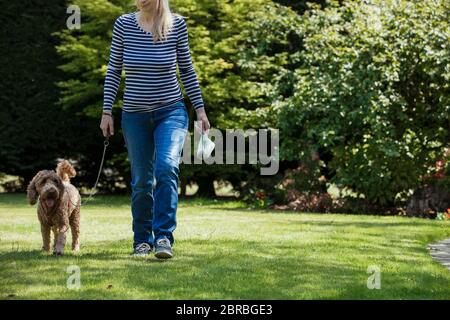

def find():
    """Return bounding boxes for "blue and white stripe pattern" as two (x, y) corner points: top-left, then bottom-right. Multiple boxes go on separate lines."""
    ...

(103, 12), (205, 113)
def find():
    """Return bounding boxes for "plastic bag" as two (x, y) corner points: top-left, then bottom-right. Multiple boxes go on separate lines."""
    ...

(195, 122), (215, 160)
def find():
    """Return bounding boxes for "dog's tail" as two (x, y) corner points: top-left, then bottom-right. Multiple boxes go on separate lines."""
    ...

(56, 160), (76, 183)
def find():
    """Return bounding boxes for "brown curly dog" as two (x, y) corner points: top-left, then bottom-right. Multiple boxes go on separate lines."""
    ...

(26, 160), (81, 255)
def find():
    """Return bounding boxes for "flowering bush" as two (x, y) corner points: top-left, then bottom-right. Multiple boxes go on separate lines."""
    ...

(436, 209), (450, 221)
(278, 0), (450, 206)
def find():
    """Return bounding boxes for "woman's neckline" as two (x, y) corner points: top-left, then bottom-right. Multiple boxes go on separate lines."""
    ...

(133, 11), (153, 35)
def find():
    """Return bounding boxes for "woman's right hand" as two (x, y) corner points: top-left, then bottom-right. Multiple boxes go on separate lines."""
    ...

(100, 112), (114, 137)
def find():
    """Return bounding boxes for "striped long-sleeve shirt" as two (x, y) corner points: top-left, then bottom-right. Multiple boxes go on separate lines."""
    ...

(103, 12), (205, 113)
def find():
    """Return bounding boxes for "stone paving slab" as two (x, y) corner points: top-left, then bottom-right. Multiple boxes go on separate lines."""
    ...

(428, 239), (450, 271)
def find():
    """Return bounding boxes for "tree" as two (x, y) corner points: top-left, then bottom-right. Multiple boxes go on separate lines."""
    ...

(0, 0), (82, 191)
(54, 0), (282, 196)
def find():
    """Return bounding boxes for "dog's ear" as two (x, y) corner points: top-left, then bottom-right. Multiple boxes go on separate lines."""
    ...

(26, 171), (44, 205)
(54, 172), (65, 194)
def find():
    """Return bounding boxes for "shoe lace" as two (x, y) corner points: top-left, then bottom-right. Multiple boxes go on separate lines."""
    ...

(135, 243), (150, 253)
(157, 238), (170, 247)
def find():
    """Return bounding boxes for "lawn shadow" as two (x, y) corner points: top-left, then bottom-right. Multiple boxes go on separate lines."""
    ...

(1, 236), (450, 299)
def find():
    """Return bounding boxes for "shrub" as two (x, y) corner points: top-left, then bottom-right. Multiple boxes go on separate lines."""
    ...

(279, 0), (450, 207)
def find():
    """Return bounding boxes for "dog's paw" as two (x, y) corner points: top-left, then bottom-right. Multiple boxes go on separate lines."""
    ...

(53, 251), (64, 256)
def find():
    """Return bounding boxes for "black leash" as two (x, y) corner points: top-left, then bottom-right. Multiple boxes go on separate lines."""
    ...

(67, 136), (110, 207)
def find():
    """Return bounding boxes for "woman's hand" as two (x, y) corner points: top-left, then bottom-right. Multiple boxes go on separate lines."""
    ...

(195, 107), (210, 133)
(100, 111), (114, 137)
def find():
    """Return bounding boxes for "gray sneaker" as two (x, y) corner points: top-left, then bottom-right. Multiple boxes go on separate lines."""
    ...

(132, 243), (152, 257)
(154, 238), (173, 259)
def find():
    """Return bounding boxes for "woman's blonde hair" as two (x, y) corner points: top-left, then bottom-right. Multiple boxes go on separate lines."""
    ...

(134, 0), (178, 43)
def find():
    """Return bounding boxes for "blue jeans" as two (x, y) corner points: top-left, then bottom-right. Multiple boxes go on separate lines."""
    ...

(121, 101), (189, 248)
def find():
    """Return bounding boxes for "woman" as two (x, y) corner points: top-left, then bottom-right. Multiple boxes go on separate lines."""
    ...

(99, 0), (210, 259)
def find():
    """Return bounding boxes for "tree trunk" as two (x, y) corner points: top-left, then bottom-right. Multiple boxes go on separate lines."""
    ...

(195, 177), (216, 198)
(179, 177), (187, 198)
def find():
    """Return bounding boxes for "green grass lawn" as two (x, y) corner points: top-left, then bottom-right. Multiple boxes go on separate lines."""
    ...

(0, 193), (449, 300)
